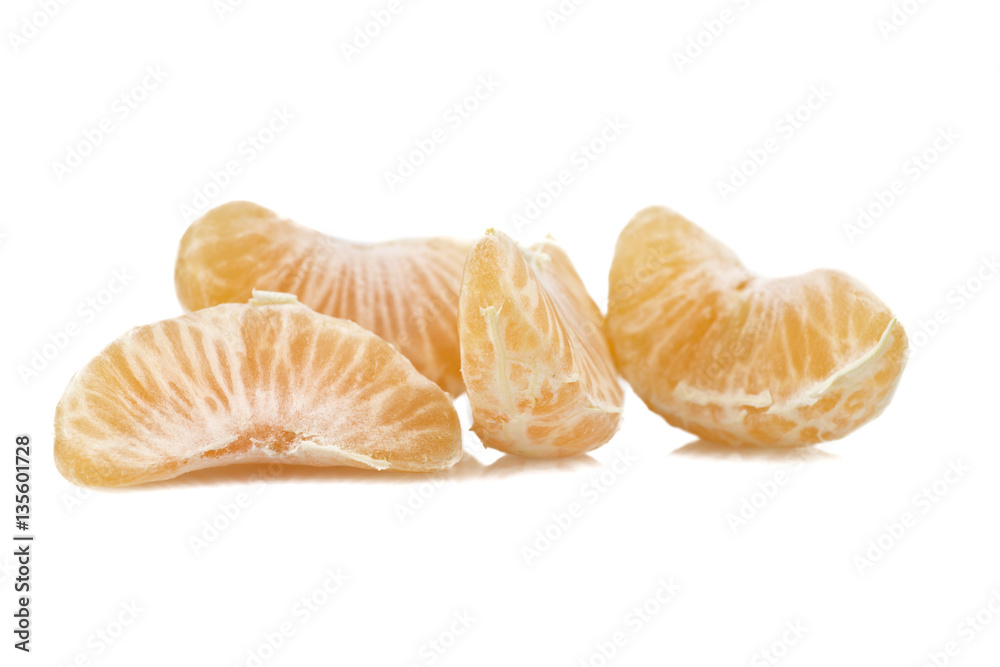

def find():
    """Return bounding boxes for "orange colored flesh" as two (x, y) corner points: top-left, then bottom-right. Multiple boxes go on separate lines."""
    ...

(54, 295), (462, 487)
(607, 207), (908, 447)
(175, 201), (470, 396)
(459, 231), (624, 457)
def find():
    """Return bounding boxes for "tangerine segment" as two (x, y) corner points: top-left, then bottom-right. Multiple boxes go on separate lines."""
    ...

(607, 207), (908, 447)
(175, 201), (470, 396)
(54, 292), (462, 487)
(459, 231), (624, 457)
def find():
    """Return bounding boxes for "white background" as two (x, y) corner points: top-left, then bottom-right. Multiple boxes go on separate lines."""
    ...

(2, 0), (999, 665)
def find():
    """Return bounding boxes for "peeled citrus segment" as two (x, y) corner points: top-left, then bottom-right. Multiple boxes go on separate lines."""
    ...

(54, 292), (462, 487)
(459, 230), (624, 457)
(175, 201), (470, 396)
(607, 207), (908, 447)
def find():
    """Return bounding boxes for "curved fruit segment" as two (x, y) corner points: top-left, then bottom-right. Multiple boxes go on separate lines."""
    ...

(607, 207), (908, 447)
(459, 230), (624, 457)
(54, 292), (463, 487)
(175, 201), (470, 396)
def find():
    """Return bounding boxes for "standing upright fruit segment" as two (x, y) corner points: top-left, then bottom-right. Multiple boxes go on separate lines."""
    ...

(175, 201), (470, 396)
(459, 230), (624, 457)
(607, 207), (908, 447)
(54, 292), (463, 487)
